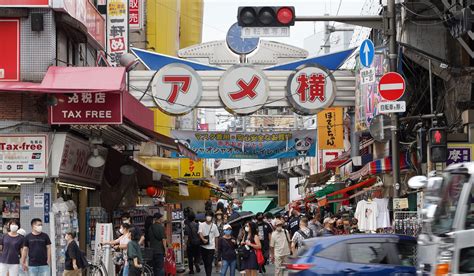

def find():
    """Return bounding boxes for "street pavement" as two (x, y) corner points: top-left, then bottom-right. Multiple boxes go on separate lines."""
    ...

(180, 264), (276, 275)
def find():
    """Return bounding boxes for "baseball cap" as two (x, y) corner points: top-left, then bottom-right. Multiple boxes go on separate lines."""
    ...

(223, 224), (232, 230)
(154, 212), (163, 219)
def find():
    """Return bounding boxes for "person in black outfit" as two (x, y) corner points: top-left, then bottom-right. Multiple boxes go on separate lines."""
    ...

(240, 222), (261, 276)
(64, 232), (84, 276)
(287, 209), (301, 238)
(218, 225), (237, 276)
(255, 212), (272, 273)
(184, 212), (201, 274)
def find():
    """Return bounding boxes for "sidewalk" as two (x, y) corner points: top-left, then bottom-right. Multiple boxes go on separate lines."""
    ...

(179, 264), (276, 275)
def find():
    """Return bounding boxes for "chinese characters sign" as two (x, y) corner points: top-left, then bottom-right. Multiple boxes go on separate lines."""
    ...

(107, 0), (128, 66)
(218, 65), (269, 115)
(172, 130), (316, 159)
(0, 135), (47, 177)
(317, 107), (343, 150)
(447, 144), (474, 166)
(129, 0), (143, 29)
(179, 158), (204, 179)
(287, 65), (336, 115)
(49, 93), (123, 124)
(241, 26), (290, 38)
(152, 64), (203, 115)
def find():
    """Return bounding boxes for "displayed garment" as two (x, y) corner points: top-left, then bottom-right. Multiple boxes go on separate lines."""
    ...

(374, 198), (391, 229)
(354, 200), (379, 232)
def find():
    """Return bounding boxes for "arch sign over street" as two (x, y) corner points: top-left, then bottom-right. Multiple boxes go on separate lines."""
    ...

(150, 63), (336, 116)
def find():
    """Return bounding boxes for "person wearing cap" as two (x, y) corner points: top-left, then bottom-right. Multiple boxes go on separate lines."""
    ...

(217, 225), (237, 276)
(321, 217), (335, 236)
(270, 219), (291, 276)
(148, 213), (167, 276)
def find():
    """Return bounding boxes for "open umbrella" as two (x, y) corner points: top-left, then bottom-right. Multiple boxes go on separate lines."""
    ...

(228, 211), (254, 225)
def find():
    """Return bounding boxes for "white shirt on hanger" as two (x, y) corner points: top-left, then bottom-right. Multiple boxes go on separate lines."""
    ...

(355, 200), (379, 232)
(374, 197), (391, 229)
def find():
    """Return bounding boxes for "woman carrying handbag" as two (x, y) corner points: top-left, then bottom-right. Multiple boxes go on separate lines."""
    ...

(239, 222), (262, 276)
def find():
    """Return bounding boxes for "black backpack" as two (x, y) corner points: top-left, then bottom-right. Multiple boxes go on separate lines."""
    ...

(186, 222), (201, 246)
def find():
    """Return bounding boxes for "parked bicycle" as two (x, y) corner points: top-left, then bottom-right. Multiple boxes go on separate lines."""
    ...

(85, 243), (110, 276)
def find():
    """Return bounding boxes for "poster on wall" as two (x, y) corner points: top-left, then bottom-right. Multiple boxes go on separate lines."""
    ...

(107, 0), (128, 66)
(172, 130), (317, 159)
(0, 134), (47, 176)
(317, 107), (344, 150)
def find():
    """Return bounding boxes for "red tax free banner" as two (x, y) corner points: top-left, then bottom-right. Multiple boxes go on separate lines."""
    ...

(0, 0), (49, 6)
(49, 92), (123, 124)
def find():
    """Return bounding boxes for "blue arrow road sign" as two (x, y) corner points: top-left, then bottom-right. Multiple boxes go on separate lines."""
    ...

(359, 39), (375, 68)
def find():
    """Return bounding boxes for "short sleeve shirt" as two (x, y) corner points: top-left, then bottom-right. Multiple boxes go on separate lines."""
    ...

(198, 223), (220, 250)
(23, 232), (52, 266)
(291, 228), (313, 249)
(257, 222), (273, 250)
(127, 240), (143, 265)
(0, 234), (24, 264)
(65, 241), (80, 270)
(149, 224), (166, 254)
(270, 230), (291, 257)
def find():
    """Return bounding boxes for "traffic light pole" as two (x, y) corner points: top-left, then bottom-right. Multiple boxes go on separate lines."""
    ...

(388, 0), (400, 198)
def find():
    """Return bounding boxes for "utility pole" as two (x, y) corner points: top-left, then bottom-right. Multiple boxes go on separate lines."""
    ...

(388, 0), (400, 198)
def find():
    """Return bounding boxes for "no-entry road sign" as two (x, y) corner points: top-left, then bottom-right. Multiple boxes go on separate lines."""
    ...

(378, 72), (406, 101)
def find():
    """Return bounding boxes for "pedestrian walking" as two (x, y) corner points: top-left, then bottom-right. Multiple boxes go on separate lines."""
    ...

(63, 232), (83, 276)
(334, 219), (348, 235)
(290, 217), (313, 256)
(21, 218), (52, 276)
(270, 219), (291, 276)
(127, 228), (144, 276)
(215, 210), (225, 273)
(308, 212), (322, 236)
(149, 213), (167, 276)
(0, 219), (25, 276)
(240, 222), (261, 276)
(255, 212), (272, 273)
(103, 223), (131, 275)
(287, 209), (301, 238)
(184, 212), (201, 274)
(217, 225), (237, 276)
(321, 217), (335, 236)
(350, 218), (362, 234)
(198, 211), (220, 276)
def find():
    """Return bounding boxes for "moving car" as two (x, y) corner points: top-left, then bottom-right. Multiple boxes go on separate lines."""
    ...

(283, 234), (417, 275)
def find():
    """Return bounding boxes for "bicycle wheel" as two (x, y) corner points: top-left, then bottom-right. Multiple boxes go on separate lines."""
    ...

(142, 264), (154, 276)
(85, 264), (105, 276)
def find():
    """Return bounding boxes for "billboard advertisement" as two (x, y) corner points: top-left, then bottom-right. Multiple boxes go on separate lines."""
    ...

(172, 130), (317, 159)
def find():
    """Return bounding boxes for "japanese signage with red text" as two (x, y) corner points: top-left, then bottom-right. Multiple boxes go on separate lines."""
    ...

(107, 0), (128, 66)
(49, 92), (123, 124)
(129, 0), (143, 29)
(317, 107), (344, 150)
(0, 135), (47, 176)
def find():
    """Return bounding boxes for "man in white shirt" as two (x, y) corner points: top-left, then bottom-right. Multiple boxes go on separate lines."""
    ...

(198, 211), (220, 276)
(270, 219), (291, 276)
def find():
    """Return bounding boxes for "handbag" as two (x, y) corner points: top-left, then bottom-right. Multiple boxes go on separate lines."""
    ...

(255, 248), (265, 266)
(237, 245), (250, 260)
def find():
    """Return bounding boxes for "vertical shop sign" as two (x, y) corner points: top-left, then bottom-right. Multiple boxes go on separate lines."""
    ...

(447, 144), (474, 165)
(107, 0), (128, 66)
(44, 193), (50, 223)
(317, 107), (344, 150)
(129, 0), (143, 29)
(278, 179), (289, 207)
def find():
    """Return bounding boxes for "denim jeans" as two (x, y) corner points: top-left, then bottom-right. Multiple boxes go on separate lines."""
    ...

(28, 265), (50, 276)
(122, 262), (129, 276)
(220, 259), (236, 276)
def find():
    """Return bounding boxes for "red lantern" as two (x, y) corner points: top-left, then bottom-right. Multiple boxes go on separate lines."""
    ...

(146, 186), (157, 197)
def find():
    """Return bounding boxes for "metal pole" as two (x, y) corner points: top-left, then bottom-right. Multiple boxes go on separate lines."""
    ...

(388, 0), (400, 198)
(324, 14), (330, 54)
(350, 110), (360, 158)
(429, 59), (434, 115)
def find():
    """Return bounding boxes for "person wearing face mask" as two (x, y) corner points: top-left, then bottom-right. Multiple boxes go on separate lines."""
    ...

(21, 218), (52, 276)
(0, 219), (25, 275)
(255, 212), (272, 274)
(290, 217), (313, 256)
(63, 232), (83, 276)
(334, 219), (348, 235)
(239, 222), (261, 276)
(214, 210), (224, 273)
(149, 213), (167, 276)
(217, 225), (237, 276)
(103, 223), (131, 276)
(198, 211), (220, 276)
(270, 219), (291, 276)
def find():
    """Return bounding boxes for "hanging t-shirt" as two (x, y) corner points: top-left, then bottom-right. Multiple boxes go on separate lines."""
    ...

(374, 198), (391, 229)
(355, 200), (379, 231)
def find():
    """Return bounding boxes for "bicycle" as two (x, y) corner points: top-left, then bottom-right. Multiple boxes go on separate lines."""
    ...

(85, 243), (110, 276)
(116, 248), (154, 276)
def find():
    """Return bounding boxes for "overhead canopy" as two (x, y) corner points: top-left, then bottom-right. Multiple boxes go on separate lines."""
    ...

(326, 177), (377, 198)
(241, 198), (276, 214)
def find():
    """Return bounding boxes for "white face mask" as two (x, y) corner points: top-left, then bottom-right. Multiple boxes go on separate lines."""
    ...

(34, 225), (42, 233)
(10, 225), (18, 232)
(245, 226), (249, 232)
(119, 228), (124, 234)
(206, 216), (213, 222)
(123, 219), (130, 224)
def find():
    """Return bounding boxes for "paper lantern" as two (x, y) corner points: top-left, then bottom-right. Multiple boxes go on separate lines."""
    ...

(146, 186), (157, 197)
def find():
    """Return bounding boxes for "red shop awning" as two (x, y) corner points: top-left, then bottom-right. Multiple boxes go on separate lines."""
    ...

(0, 66), (126, 93)
(326, 177), (377, 197)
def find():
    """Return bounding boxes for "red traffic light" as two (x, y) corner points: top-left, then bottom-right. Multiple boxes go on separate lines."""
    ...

(277, 7), (294, 24)
(429, 128), (447, 145)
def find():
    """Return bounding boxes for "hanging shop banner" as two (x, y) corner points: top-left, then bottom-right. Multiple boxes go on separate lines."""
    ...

(447, 143), (474, 166)
(129, 0), (143, 29)
(286, 65), (336, 115)
(172, 130), (316, 159)
(152, 64), (203, 115)
(49, 92), (123, 125)
(59, 135), (107, 186)
(355, 52), (388, 131)
(107, 0), (128, 66)
(317, 107), (344, 150)
(218, 65), (269, 115)
(319, 149), (343, 172)
(179, 158), (204, 179)
(0, 0), (49, 6)
(0, 134), (47, 177)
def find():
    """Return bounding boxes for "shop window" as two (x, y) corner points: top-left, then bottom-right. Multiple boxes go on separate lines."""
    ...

(466, 184), (474, 230)
(459, 247), (474, 273)
(348, 243), (389, 264)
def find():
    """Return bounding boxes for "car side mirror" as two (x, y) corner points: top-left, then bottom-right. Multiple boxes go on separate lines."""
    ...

(408, 175), (428, 189)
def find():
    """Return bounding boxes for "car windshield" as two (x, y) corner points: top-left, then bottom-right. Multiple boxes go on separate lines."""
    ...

(428, 172), (469, 235)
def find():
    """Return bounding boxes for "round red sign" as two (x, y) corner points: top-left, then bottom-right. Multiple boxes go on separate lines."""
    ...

(378, 72), (406, 101)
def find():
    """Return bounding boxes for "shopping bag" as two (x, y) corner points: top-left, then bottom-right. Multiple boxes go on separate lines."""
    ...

(165, 248), (176, 275)
(255, 249), (265, 266)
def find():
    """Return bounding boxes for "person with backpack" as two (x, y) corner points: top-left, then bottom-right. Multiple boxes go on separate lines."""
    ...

(270, 219), (291, 276)
(63, 232), (85, 276)
(184, 212), (201, 274)
(290, 217), (313, 256)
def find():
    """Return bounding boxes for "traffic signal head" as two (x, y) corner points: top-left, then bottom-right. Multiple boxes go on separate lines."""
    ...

(237, 6), (295, 27)
(429, 128), (448, 163)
